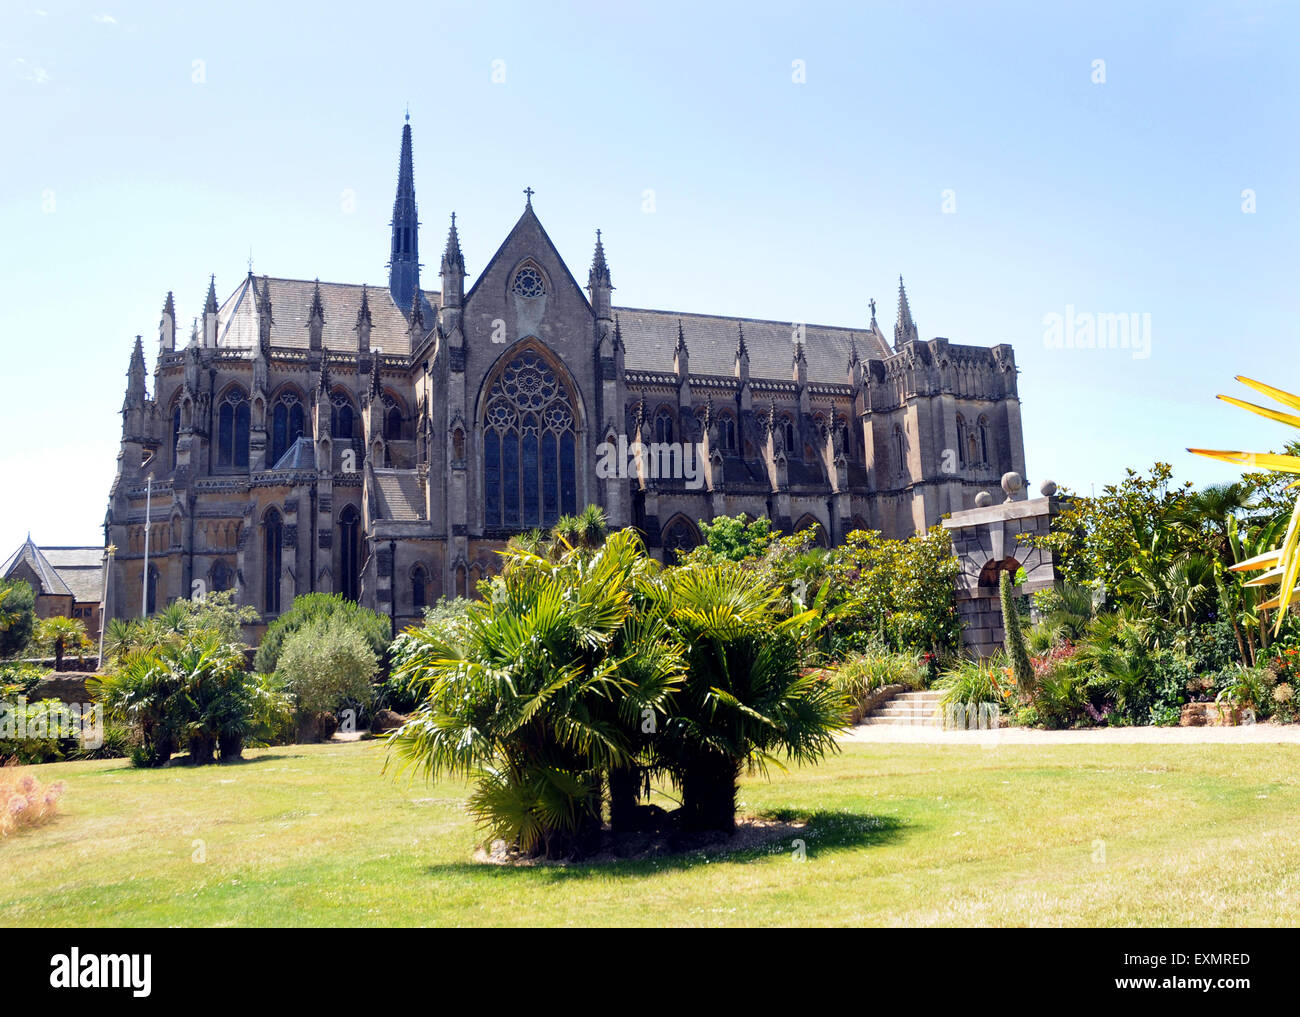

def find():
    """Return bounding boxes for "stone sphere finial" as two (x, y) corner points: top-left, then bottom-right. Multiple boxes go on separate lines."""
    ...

(974, 491), (993, 507)
(1000, 472), (1023, 500)
(1040, 479), (1058, 497)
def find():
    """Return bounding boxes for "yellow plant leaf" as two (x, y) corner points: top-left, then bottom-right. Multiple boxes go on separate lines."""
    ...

(1217, 394), (1300, 430)
(1235, 376), (1300, 413)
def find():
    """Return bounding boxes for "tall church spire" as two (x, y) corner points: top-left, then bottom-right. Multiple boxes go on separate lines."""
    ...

(894, 275), (918, 347)
(388, 115), (420, 313)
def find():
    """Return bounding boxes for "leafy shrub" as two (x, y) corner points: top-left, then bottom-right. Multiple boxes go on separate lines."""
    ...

(832, 647), (926, 702)
(936, 656), (1011, 710)
(0, 579), (36, 659)
(382, 599), (471, 714)
(0, 661), (48, 700)
(92, 633), (258, 766)
(277, 615), (378, 718)
(0, 773), (65, 837)
(253, 593), (390, 674)
(0, 698), (75, 764)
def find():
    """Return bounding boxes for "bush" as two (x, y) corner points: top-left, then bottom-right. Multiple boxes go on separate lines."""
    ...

(0, 579), (36, 658)
(0, 661), (47, 700)
(832, 648), (926, 700)
(277, 615), (378, 721)
(91, 633), (258, 766)
(382, 599), (471, 714)
(0, 773), (65, 837)
(253, 593), (391, 674)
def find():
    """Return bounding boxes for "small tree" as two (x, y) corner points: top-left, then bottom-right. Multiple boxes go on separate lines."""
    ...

(33, 616), (91, 671)
(253, 593), (390, 675)
(277, 615), (378, 730)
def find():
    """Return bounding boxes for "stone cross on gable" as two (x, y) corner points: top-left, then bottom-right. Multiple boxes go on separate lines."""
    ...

(523, 186), (535, 206)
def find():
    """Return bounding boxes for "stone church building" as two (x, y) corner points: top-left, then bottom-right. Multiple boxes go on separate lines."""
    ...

(105, 117), (1028, 632)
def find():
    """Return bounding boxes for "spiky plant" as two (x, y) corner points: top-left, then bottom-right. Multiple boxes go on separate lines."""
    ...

(999, 571), (1036, 700)
(1190, 376), (1300, 630)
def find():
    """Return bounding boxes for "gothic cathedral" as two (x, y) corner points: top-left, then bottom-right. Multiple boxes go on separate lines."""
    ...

(106, 117), (1029, 632)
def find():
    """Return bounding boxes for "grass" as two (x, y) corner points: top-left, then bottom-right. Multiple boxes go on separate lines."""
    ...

(3, 739), (1300, 926)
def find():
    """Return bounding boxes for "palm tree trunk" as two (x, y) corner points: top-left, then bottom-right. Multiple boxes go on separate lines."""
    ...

(681, 752), (739, 833)
(608, 764), (641, 834)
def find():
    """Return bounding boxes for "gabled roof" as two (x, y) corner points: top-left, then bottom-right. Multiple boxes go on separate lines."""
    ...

(464, 202), (592, 310)
(1, 538), (72, 598)
(213, 275), (439, 356)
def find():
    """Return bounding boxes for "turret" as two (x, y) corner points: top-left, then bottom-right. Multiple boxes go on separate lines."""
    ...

(159, 292), (175, 353)
(203, 275), (219, 348)
(439, 212), (465, 311)
(894, 275), (919, 347)
(355, 283), (372, 352)
(587, 229), (612, 320)
(308, 278), (325, 351)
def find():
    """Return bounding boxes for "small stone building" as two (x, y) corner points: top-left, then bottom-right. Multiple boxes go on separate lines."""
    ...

(1, 538), (105, 641)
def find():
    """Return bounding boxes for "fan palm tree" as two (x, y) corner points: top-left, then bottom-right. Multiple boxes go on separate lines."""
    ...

(655, 561), (847, 832)
(386, 528), (683, 857)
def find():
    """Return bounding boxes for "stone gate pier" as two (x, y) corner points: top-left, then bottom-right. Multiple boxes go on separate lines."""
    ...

(941, 472), (1060, 658)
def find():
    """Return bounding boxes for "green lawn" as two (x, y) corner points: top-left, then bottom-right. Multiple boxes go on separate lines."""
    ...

(3, 739), (1299, 926)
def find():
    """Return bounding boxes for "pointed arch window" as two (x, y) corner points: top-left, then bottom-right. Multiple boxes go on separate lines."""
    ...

(171, 405), (182, 468)
(330, 393), (355, 441)
(270, 393), (305, 466)
(483, 350), (578, 530)
(210, 559), (232, 594)
(978, 416), (991, 466)
(384, 402), (403, 441)
(146, 564), (159, 615)
(893, 424), (906, 478)
(719, 413), (737, 453)
(263, 509), (283, 614)
(781, 416), (797, 457)
(339, 505), (361, 602)
(662, 516), (701, 561)
(956, 414), (968, 468)
(217, 389), (250, 469)
(654, 410), (674, 445)
(411, 564), (428, 612)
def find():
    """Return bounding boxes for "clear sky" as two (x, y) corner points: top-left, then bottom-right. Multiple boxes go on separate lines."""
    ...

(2, 0), (1297, 555)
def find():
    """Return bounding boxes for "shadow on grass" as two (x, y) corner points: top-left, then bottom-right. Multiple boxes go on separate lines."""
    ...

(423, 808), (911, 881)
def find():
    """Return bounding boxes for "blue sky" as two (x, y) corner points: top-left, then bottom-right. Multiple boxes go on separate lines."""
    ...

(1, 0), (1297, 554)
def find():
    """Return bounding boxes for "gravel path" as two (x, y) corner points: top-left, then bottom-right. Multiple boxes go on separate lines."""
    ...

(838, 723), (1300, 745)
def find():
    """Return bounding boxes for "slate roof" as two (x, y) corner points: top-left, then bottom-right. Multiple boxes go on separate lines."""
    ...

(203, 274), (888, 384)
(42, 548), (105, 603)
(271, 437), (317, 471)
(213, 275), (439, 356)
(617, 307), (887, 385)
(1, 539), (104, 602)
(372, 469), (425, 521)
(2, 538), (71, 597)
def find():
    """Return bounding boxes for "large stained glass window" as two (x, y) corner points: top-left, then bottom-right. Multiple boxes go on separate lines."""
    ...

(483, 350), (577, 529)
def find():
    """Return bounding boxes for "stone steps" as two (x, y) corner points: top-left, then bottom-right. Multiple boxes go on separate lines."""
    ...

(860, 689), (943, 727)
